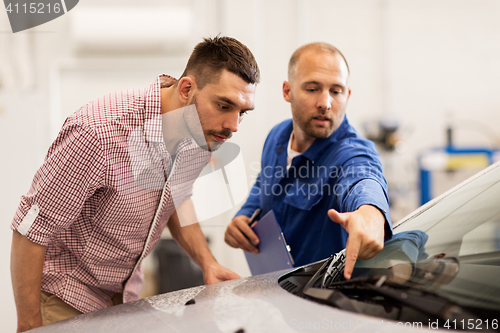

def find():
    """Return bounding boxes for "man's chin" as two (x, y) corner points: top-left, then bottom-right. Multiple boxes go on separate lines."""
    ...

(190, 136), (226, 152)
(205, 141), (224, 152)
(305, 127), (334, 139)
(307, 120), (341, 138)
(205, 133), (230, 151)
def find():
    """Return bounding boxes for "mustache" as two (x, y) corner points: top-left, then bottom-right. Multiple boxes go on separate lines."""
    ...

(207, 129), (232, 140)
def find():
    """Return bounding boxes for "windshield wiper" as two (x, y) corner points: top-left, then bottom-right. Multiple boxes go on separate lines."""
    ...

(303, 275), (493, 331)
(365, 276), (479, 322)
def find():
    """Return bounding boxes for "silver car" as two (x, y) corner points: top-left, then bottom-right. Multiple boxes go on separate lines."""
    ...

(33, 162), (500, 332)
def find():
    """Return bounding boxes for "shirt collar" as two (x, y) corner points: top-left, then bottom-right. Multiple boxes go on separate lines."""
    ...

(277, 115), (350, 162)
(287, 132), (301, 158)
(144, 74), (177, 144)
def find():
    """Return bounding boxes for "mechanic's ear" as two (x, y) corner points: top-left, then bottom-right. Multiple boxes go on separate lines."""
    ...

(282, 81), (291, 103)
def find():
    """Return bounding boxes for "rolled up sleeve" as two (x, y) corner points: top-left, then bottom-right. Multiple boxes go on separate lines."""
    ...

(343, 178), (393, 240)
(11, 120), (106, 246)
(334, 152), (393, 241)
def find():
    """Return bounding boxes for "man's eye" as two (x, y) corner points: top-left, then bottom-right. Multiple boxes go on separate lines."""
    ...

(219, 104), (229, 110)
(240, 110), (248, 116)
(331, 90), (342, 95)
(306, 88), (317, 92)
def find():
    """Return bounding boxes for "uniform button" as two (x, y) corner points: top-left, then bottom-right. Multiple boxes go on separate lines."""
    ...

(279, 148), (284, 152)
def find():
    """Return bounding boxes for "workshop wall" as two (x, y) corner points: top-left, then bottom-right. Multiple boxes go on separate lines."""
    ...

(1, 1), (500, 330)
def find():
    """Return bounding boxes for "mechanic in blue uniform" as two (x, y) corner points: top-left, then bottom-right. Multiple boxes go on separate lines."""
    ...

(225, 42), (392, 279)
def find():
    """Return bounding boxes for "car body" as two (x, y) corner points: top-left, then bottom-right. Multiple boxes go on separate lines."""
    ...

(32, 162), (500, 332)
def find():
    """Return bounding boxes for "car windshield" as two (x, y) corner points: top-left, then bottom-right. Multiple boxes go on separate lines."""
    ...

(355, 162), (500, 313)
(279, 162), (500, 329)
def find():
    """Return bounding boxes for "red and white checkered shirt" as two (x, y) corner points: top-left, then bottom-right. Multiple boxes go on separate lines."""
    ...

(11, 75), (211, 313)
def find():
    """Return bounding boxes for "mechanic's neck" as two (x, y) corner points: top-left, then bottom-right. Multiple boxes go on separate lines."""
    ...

(291, 127), (315, 153)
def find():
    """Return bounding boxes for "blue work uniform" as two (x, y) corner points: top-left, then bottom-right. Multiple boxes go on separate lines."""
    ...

(236, 116), (393, 267)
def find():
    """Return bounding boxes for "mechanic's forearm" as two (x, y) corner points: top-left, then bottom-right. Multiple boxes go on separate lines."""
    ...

(11, 231), (46, 332)
(168, 200), (217, 271)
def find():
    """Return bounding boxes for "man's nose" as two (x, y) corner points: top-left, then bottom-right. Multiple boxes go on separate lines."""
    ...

(223, 111), (240, 133)
(317, 90), (332, 111)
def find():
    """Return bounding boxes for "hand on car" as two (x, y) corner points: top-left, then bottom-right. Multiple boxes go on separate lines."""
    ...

(203, 262), (241, 284)
(224, 215), (260, 254)
(328, 205), (385, 279)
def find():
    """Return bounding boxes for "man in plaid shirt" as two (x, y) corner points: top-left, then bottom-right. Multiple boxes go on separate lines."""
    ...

(11, 36), (260, 332)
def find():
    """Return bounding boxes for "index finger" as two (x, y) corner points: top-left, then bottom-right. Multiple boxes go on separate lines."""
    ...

(343, 233), (362, 280)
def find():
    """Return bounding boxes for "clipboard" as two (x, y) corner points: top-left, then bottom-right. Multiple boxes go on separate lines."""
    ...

(244, 210), (294, 275)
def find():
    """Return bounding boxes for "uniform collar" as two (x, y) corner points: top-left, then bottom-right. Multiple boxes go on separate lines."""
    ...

(276, 115), (349, 163)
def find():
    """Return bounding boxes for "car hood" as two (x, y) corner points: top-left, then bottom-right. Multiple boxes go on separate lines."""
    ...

(32, 269), (429, 332)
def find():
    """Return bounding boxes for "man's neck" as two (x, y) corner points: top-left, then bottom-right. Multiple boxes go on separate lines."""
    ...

(160, 85), (182, 114)
(160, 85), (191, 156)
(291, 127), (315, 153)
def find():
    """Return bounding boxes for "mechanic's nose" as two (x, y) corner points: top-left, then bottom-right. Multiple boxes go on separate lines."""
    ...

(317, 90), (332, 111)
(223, 111), (240, 133)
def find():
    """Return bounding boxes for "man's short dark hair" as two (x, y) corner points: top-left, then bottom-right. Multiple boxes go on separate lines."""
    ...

(180, 36), (260, 89)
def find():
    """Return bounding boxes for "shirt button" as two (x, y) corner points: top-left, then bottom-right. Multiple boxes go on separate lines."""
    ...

(279, 148), (284, 152)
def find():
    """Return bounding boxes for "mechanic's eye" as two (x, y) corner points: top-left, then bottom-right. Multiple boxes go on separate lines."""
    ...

(219, 104), (230, 110)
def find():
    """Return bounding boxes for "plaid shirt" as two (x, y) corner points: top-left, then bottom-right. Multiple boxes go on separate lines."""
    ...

(11, 75), (211, 313)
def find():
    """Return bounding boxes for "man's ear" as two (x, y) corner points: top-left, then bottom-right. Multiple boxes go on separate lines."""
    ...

(177, 77), (196, 104)
(282, 81), (292, 103)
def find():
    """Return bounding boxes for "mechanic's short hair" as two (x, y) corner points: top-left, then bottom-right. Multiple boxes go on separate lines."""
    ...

(180, 36), (260, 89)
(288, 42), (350, 82)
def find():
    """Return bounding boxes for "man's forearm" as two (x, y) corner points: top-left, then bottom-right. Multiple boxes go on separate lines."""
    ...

(167, 199), (217, 270)
(11, 231), (46, 332)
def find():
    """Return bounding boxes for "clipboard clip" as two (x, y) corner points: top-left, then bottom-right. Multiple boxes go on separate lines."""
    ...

(282, 234), (295, 266)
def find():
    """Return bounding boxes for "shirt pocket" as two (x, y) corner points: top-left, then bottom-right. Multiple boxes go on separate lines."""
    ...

(282, 180), (324, 211)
